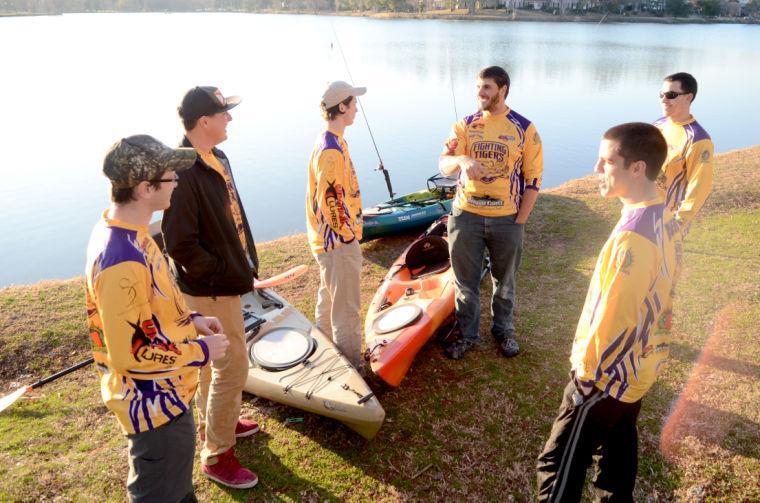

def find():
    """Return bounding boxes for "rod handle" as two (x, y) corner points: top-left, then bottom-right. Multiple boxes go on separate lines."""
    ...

(30, 357), (94, 389)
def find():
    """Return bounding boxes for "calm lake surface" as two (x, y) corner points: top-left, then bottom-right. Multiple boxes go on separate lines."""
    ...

(1, 13), (758, 286)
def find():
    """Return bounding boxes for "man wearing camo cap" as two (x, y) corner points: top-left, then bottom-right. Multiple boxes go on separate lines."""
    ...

(85, 134), (229, 501)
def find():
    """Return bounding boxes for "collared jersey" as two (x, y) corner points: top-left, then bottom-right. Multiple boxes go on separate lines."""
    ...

(85, 212), (209, 434)
(571, 198), (683, 403)
(654, 116), (714, 227)
(306, 130), (363, 255)
(197, 150), (252, 265)
(443, 107), (544, 217)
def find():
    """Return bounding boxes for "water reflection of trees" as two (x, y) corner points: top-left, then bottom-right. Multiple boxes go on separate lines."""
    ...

(347, 24), (700, 93)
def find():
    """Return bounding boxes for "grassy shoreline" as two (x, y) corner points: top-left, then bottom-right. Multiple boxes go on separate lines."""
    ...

(1, 9), (757, 25)
(1, 146), (758, 501)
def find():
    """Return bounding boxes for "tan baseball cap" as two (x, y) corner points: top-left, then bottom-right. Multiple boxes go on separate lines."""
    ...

(321, 81), (367, 108)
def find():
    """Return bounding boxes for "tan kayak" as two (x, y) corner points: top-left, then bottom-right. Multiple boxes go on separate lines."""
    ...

(241, 288), (385, 440)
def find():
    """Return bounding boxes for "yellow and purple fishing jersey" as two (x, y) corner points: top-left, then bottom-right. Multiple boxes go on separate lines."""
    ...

(571, 197), (683, 403)
(197, 150), (251, 262)
(306, 129), (363, 255)
(85, 212), (209, 434)
(443, 107), (544, 217)
(654, 115), (714, 227)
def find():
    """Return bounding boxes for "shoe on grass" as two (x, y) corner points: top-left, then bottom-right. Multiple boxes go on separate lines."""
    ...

(202, 447), (258, 489)
(494, 330), (520, 358)
(444, 338), (477, 360)
(200, 419), (260, 442)
(235, 419), (260, 438)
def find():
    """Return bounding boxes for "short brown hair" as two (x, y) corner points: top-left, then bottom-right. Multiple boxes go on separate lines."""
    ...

(321, 95), (354, 121)
(479, 66), (510, 99)
(664, 72), (698, 102)
(110, 174), (165, 204)
(603, 123), (667, 181)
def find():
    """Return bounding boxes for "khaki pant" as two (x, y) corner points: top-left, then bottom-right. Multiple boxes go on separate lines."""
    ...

(314, 240), (363, 369)
(183, 294), (247, 466)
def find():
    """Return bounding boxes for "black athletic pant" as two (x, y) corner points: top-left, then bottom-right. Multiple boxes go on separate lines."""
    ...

(536, 380), (642, 502)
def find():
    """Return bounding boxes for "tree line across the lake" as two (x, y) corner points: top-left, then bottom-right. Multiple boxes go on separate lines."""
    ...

(1, 0), (758, 20)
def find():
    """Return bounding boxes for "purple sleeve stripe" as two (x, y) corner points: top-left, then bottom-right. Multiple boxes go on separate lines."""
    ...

(686, 121), (711, 143)
(189, 339), (210, 367)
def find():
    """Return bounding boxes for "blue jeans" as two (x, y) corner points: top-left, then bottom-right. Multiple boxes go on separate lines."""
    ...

(447, 207), (524, 342)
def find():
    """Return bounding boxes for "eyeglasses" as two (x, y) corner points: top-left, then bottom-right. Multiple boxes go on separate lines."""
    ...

(150, 177), (179, 184)
(659, 91), (689, 100)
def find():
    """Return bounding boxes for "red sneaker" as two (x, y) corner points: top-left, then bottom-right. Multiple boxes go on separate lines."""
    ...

(199, 419), (260, 442)
(235, 418), (260, 438)
(202, 448), (258, 489)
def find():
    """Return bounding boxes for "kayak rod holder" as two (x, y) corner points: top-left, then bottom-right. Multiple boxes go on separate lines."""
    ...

(357, 392), (375, 405)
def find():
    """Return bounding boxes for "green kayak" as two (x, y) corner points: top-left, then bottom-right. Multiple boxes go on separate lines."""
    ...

(361, 174), (456, 242)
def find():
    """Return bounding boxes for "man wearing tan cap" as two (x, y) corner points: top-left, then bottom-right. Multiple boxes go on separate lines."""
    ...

(305, 81), (366, 373)
(162, 86), (259, 489)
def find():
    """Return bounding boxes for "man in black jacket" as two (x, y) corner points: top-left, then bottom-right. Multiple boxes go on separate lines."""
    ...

(162, 86), (259, 489)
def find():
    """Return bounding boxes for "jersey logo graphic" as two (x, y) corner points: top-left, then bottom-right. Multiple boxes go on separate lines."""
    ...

(129, 318), (181, 362)
(89, 326), (105, 348)
(324, 180), (348, 229)
(471, 141), (509, 183)
(616, 248), (634, 274)
(658, 309), (673, 330)
(467, 194), (504, 207)
(701, 150), (709, 162)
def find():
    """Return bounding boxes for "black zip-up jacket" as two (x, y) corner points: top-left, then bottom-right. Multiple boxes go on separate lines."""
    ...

(161, 138), (258, 297)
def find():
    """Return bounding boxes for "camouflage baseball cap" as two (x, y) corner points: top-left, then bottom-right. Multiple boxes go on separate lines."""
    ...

(103, 135), (196, 189)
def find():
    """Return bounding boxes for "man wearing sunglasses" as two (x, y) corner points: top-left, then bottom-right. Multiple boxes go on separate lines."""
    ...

(86, 135), (229, 502)
(162, 87), (260, 489)
(654, 72), (714, 231)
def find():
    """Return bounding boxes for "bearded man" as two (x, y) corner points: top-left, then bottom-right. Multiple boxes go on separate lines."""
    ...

(439, 66), (544, 360)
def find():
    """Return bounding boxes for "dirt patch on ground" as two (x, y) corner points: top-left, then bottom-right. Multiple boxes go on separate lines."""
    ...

(0, 279), (89, 390)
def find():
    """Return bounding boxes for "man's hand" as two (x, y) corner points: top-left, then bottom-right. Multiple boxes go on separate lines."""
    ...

(460, 157), (486, 181)
(200, 334), (229, 361)
(193, 316), (223, 336)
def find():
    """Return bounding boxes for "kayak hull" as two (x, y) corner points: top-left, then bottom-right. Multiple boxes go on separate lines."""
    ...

(364, 217), (454, 387)
(241, 289), (385, 440)
(361, 189), (453, 242)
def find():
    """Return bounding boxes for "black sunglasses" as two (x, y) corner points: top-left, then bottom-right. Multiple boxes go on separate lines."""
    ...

(150, 177), (179, 184)
(659, 91), (689, 100)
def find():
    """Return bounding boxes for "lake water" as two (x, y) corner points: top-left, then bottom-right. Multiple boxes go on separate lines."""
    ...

(0, 13), (758, 286)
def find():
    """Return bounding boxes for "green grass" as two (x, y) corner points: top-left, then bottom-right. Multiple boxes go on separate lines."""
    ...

(0, 147), (758, 501)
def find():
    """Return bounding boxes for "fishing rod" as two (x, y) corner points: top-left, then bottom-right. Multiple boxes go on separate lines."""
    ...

(447, 47), (459, 122)
(330, 23), (395, 200)
(0, 357), (94, 413)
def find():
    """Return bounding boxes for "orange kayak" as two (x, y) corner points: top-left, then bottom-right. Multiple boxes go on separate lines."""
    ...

(364, 216), (454, 387)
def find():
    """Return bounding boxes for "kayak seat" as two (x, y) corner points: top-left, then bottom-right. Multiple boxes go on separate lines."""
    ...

(405, 235), (450, 279)
(425, 216), (448, 238)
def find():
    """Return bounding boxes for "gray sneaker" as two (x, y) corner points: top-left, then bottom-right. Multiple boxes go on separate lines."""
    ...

(495, 330), (520, 358)
(444, 338), (477, 360)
